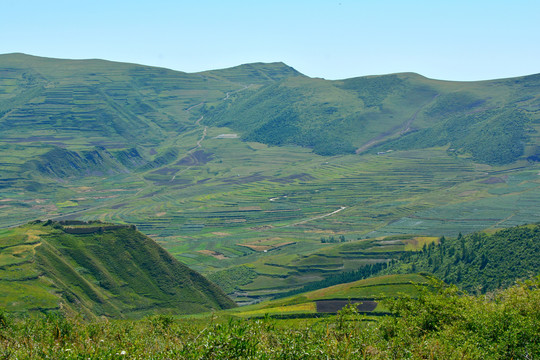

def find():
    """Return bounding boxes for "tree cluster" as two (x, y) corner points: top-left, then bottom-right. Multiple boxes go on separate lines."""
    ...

(389, 224), (540, 293)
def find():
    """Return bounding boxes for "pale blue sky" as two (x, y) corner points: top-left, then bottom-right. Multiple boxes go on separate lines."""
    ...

(1, 0), (538, 81)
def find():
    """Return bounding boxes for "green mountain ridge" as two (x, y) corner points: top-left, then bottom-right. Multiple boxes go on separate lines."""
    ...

(205, 71), (540, 160)
(0, 220), (235, 318)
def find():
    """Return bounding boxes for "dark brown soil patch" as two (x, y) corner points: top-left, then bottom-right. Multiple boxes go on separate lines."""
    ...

(221, 173), (269, 185)
(250, 225), (274, 230)
(176, 150), (213, 166)
(150, 167), (178, 175)
(110, 203), (128, 209)
(315, 299), (378, 313)
(479, 177), (505, 184)
(198, 250), (228, 259)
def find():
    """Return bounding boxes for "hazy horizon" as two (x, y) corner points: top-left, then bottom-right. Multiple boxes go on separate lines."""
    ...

(5, 51), (540, 83)
(2, 0), (539, 81)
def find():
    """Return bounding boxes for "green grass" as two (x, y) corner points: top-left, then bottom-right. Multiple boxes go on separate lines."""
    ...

(305, 273), (431, 300)
(2, 278), (539, 359)
(2, 139), (539, 301)
(225, 273), (432, 318)
(205, 71), (540, 161)
(0, 221), (235, 317)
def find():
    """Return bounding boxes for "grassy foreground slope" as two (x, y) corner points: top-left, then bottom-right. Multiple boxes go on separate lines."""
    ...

(0, 221), (235, 318)
(2, 278), (538, 359)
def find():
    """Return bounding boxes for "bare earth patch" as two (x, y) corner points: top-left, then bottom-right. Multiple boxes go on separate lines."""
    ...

(238, 206), (262, 211)
(214, 134), (238, 139)
(305, 229), (338, 234)
(237, 240), (296, 252)
(226, 219), (246, 223)
(316, 299), (378, 313)
(250, 225), (274, 231)
(197, 250), (228, 259)
(176, 150), (214, 166)
(479, 177), (506, 184)
(74, 187), (93, 193)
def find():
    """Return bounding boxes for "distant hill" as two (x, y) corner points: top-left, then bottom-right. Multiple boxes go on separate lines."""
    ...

(1, 53), (538, 171)
(205, 72), (540, 162)
(0, 53), (300, 181)
(0, 220), (235, 317)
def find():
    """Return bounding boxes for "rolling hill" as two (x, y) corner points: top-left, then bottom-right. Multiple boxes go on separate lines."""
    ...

(0, 220), (235, 318)
(222, 220), (540, 316)
(1, 53), (539, 301)
(205, 71), (540, 161)
(225, 273), (433, 318)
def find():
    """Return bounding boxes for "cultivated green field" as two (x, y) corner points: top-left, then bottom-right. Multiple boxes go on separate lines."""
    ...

(226, 273), (432, 318)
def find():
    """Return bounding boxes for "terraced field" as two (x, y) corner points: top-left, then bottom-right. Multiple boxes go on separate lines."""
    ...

(82, 144), (538, 301)
(2, 124), (539, 301)
(226, 273), (432, 318)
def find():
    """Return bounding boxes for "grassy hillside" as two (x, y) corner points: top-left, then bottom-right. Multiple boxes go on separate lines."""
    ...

(0, 54), (294, 178)
(1, 54), (540, 300)
(1, 278), (538, 359)
(205, 72), (540, 161)
(0, 221), (235, 318)
(227, 273), (433, 318)
(387, 223), (540, 293)
(230, 223), (540, 318)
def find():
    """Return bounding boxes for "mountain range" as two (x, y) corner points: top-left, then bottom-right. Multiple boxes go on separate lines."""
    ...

(1, 53), (539, 302)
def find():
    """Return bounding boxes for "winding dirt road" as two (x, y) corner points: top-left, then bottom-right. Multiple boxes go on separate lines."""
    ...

(287, 206), (347, 227)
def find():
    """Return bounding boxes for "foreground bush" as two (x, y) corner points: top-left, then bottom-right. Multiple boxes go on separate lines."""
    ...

(1, 279), (538, 359)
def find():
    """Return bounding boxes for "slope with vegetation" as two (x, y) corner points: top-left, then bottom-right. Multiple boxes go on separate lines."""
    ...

(1, 54), (540, 300)
(226, 273), (433, 318)
(205, 72), (540, 162)
(0, 278), (538, 359)
(225, 223), (540, 318)
(387, 223), (540, 293)
(0, 221), (235, 318)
